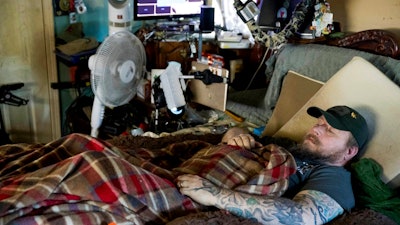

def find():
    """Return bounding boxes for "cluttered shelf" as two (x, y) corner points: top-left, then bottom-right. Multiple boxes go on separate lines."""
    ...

(144, 38), (269, 90)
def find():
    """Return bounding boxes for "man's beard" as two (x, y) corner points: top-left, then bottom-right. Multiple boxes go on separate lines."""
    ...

(288, 134), (340, 165)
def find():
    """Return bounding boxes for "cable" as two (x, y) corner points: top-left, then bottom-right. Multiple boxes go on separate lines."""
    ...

(244, 46), (271, 90)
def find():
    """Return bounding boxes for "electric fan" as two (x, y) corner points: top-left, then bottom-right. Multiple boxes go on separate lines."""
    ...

(88, 30), (146, 137)
(108, 0), (133, 35)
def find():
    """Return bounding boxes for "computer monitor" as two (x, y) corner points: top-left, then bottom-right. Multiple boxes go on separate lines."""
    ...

(257, 0), (302, 31)
(134, 0), (204, 20)
(257, 0), (281, 30)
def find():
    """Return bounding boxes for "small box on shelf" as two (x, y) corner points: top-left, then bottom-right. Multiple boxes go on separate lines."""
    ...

(55, 48), (97, 66)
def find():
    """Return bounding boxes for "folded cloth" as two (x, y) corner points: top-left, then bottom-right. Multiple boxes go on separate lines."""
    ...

(351, 158), (400, 224)
(57, 22), (84, 44)
(57, 37), (98, 56)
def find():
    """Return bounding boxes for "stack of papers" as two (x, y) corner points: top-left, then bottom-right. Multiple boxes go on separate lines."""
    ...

(217, 31), (242, 42)
(218, 39), (251, 49)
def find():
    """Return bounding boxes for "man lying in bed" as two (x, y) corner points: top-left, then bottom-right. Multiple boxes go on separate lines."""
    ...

(0, 105), (367, 225)
(177, 105), (369, 225)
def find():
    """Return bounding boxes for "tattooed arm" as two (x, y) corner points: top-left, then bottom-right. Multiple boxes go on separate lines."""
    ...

(177, 174), (343, 225)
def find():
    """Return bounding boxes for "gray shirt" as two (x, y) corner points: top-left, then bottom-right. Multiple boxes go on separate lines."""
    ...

(284, 158), (355, 211)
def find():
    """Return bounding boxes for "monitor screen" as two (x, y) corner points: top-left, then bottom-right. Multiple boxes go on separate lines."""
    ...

(134, 0), (204, 20)
(257, 0), (280, 30)
(257, 0), (302, 31)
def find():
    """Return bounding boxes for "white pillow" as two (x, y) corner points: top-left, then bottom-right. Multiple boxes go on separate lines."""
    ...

(273, 57), (400, 188)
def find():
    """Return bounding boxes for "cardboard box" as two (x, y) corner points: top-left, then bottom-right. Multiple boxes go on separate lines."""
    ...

(189, 62), (229, 111)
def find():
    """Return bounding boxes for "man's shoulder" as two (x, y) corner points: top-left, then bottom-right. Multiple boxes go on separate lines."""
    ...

(301, 164), (355, 211)
(294, 159), (350, 175)
(312, 164), (351, 175)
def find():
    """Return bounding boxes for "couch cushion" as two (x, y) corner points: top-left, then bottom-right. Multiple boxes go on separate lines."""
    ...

(262, 71), (324, 137)
(272, 56), (400, 188)
(263, 44), (400, 116)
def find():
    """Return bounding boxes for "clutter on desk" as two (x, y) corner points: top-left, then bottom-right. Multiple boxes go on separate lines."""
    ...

(55, 22), (99, 64)
(218, 39), (252, 49)
(56, 37), (99, 56)
(216, 30), (253, 49)
(217, 31), (242, 42)
(198, 53), (225, 67)
(296, 0), (334, 39)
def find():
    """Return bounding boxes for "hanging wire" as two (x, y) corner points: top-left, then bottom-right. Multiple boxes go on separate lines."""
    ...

(244, 46), (272, 90)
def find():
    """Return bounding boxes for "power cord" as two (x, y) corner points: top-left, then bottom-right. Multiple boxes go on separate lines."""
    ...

(244, 46), (271, 91)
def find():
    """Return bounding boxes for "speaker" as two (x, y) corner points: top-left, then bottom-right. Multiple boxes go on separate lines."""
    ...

(199, 6), (214, 32)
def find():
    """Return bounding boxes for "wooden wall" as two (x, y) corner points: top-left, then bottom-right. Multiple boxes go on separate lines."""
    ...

(330, 0), (400, 38)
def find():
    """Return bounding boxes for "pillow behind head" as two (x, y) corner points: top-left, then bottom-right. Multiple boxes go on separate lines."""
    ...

(273, 56), (400, 188)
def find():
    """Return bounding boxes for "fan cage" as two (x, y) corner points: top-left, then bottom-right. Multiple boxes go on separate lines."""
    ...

(90, 31), (146, 108)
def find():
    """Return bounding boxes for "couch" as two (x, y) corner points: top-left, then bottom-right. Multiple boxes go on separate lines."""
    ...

(226, 30), (400, 126)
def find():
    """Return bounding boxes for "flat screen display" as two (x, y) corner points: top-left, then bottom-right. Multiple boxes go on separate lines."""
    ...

(257, 0), (280, 29)
(134, 0), (204, 20)
(257, 0), (302, 30)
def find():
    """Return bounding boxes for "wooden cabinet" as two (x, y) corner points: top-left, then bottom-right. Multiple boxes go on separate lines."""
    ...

(0, 0), (60, 143)
(145, 41), (214, 74)
(155, 41), (193, 73)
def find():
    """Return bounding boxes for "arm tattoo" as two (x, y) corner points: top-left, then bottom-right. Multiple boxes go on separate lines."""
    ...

(212, 189), (344, 225)
(200, 179), (222, 195)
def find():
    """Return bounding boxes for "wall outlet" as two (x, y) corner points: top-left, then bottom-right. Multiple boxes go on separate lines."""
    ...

(69, 12), (77, 24)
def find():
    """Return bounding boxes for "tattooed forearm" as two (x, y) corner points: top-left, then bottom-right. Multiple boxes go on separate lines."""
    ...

(213, 189), (343, 225)
(293, 190), (343, 223)
(199, 179), (222, 195)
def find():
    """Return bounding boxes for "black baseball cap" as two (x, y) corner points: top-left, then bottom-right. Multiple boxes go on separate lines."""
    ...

(307, 106), (369, 149)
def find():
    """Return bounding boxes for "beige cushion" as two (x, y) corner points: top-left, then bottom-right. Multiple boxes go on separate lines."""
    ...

(262, 71), (324, 137)
(272, 56), (400, 188)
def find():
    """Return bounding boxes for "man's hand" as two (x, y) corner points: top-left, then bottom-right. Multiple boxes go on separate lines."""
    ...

(226, 133), (262, 150)
(176, 174), (219, 206)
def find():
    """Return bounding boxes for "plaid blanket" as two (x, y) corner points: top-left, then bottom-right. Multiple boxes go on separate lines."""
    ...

(0, 133), (296, 225)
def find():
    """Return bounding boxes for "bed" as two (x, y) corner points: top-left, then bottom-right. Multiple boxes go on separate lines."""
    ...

(1, 30), (400, 225)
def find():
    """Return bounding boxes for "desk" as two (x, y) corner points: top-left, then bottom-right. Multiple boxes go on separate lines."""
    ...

(145, 40), (268, 89)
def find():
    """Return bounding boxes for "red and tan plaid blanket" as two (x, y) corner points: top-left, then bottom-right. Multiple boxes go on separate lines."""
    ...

(0, 133), (296, 225)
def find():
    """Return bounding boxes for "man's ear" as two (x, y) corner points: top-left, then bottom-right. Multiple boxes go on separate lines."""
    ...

(346, 146), (359, 161)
